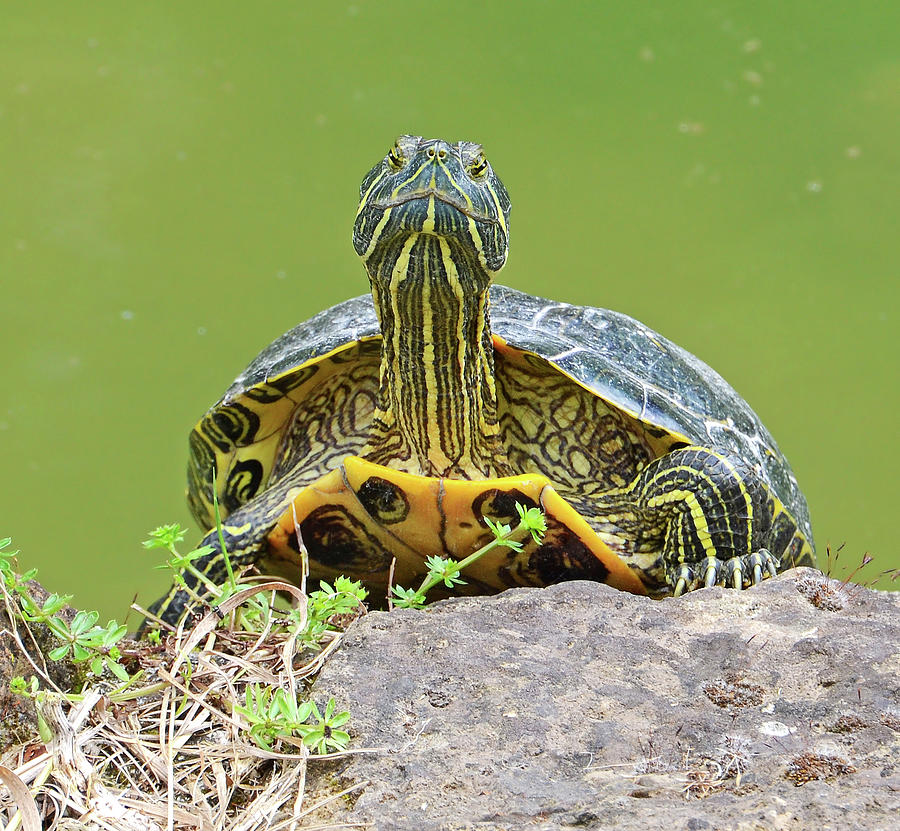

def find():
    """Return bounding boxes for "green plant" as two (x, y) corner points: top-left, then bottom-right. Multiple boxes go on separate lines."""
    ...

(293, 576), (369, 649)
(233, 685), (350, 754)
(391, 503), (547, 609)
(1, 536), (130, 681)
(144, 523), (229, 606)
(301, 696), (352, 754)
(1, 536), (36, 590)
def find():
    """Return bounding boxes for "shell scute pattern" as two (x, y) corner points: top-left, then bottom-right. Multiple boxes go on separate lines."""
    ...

(222, 295), (381, 398)
(189, 332), (382, 530)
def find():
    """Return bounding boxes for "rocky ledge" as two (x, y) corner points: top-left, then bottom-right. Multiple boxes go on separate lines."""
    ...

(305, 569), (900, 830)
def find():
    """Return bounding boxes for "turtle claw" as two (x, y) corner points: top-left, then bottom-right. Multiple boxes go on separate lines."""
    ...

(703, 558), (719, 588)
(753, 562), (763, 585)
(667, 549), (781, 595)
(748, 548), (779, 584)
(724, 557), (743, 589)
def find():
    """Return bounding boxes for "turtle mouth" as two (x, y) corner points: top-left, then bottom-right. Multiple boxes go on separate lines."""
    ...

(374, 189), (499, 225)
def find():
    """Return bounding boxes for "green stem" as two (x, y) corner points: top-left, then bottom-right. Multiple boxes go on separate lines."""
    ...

(414, 518), (533, 598)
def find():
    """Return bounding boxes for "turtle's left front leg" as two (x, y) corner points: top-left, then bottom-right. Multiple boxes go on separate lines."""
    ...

(598, 445), (785, 595)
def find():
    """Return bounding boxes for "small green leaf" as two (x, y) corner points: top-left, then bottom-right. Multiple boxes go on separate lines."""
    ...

(48, 644), (69, 661)
(70, 609), (99, 636)
(36, 709), (53, 744)
(143, 524), (186, 550)
(516, 503), (548, 542)
(484, 515), (512, 540)
(41, 593), (71, 615)
(294, 699), (314, 722)
(328, 709), (351, 728)
(102, 622), (128, 646)
(9, 677), (28, 695)
(167, 544), (216, 570)
(327, 729), (351, 750)
(105, 657), (130, 682)
(391, 585), (426, 609)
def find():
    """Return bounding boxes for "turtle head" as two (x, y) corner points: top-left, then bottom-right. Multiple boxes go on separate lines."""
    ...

(353, 135), (511, 274)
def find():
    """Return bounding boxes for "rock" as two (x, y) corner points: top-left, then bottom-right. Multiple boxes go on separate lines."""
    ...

(305, 569), (900, 830)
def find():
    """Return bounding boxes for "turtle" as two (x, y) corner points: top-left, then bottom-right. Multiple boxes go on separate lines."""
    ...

(147, 134), (815, 625)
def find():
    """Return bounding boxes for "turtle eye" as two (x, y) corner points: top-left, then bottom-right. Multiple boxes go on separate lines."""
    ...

(387, 142), (406, 172)
(467, 150), (489, 180)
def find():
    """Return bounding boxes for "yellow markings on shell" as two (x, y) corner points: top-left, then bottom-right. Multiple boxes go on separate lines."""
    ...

(570, 449), (592, 478)
(601, 437), (625, 455)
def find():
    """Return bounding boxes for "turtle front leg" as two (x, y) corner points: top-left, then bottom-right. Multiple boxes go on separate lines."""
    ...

(598, 445), (787, 595)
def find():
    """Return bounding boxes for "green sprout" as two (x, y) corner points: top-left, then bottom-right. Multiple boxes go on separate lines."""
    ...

(145, 524), (217, 587)
(292, 576), (369, 649)
(390, 584), (428, 610)
(307, 576), (369, 620)
(1, 536), (37, 591)
(423, 555), (466, 588)
(391, 502), (547, 608)
(301, 696), (351, 755)
(233, 685), (350, 754)
(144, 523), (226, 611)
(42, 611), (130, 681)
(0, 536), (131, 682)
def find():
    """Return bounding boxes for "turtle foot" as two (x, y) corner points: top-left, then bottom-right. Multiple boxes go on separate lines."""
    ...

(670, 549), (780, 596)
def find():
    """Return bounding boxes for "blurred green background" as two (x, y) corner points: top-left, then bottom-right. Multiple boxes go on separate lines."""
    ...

(2, 2), (897, 622)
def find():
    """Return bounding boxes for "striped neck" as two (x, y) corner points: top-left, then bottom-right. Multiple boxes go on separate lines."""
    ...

(362, 225), (508, 478)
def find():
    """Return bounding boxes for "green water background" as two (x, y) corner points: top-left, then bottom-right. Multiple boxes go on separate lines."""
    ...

(2, 2), (897, 621)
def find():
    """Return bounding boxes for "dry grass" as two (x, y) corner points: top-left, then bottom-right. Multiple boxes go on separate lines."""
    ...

(0, 582), (371, 831)
(623, 732), (755, 801)
(681, 734), (754, 800)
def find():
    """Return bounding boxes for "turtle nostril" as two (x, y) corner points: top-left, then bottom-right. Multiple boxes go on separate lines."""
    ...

(437, 148), (446, 159)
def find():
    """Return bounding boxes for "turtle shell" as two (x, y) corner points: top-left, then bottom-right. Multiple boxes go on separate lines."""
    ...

(189, 285), (812, 552)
